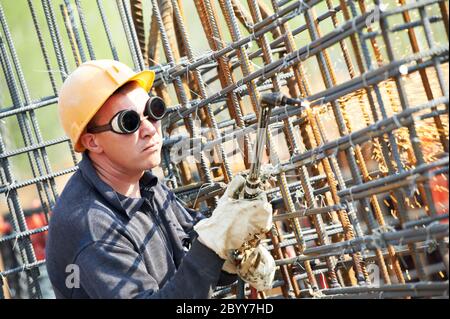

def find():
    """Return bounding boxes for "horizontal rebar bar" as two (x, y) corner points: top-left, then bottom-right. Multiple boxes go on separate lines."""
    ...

(0, 167), (78, 193)
(318, 281), (449, 296)
(0, 96), (58, 119)
(0, 260), (46, 278)
(0, 136), (69, 160)
(0, 226), (48, 244)
(274, 223), (449, 265)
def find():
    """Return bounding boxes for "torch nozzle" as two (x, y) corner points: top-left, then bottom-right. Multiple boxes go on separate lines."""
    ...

(260, 92), (303, 107)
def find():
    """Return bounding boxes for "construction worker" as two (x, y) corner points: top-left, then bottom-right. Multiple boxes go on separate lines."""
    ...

(46, 60), (274, 299)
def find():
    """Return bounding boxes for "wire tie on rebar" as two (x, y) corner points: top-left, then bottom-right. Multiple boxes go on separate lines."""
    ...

(351, 16), (359, 34)
(283, 104), (291, 121)
(274, 58), (285, 76)
(185, 64), (190, 86)
(236, 78), (244, 89)
(188, 88), (202, 101)
(163, 174), (173, 187)
(294, 257), (305, 271)
(259, 64), (267, 83)
(338, 250), (348, 271)
(288, 153), (296, 169)
(174, 105), (185, 122)
(4, 185), (11, 200)
(310, 288), (325, 299)
(212, 36), (226, 48)
(361, 236), (370, 256)
(425, 221), (438, 244)
(349, 238), (359, 255)
(296, 0), (309, 12)
(391, 113), (402, 129)
(372, 226), (387, 250)
(348, 132), (356, 149)
(193, 105), (201, 123)
(298, 205), (307, 217)
(295, 47), (303, 66)
(192, 182), (211, 208)
(347, 184), (356, 204)
(305, 43), (311, 60)
(209, 50), (217, 63)
(384, 224), (396, 233)
(330, 143), (339, 159)
(11, 231), (19, 251)
(250, 29), (257, 43)
(314, 193), (323, 207)
(425, 237), (438, 255)
(160, 69), (170, 86)
(290, 7), (301, 20)
(407, 175), (419, 199)
(0, 272), (12, 298)
(362, 71), (369, 88)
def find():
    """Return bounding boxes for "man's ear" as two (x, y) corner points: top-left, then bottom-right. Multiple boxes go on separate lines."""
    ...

(79, 132), (103, 154)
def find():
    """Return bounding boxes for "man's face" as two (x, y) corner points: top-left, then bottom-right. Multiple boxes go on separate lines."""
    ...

(87, 83), (163, 173)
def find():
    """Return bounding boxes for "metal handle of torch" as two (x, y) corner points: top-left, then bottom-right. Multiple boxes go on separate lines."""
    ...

(232, 95), (275, 271)
(233, 93), (296, 294)
(243, 92), (298, 198)
(243, 103), (273, 199)
(233, 93), (283, 263)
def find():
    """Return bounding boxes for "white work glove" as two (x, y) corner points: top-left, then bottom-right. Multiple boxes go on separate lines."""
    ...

(194, 175), (272, 260)
(223, 245), (276, 291)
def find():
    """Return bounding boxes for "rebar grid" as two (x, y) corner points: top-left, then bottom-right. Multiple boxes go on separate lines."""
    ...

(0, 0), (448, 299)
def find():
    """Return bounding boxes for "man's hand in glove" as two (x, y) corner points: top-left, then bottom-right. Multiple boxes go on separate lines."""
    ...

(194, 175), (273, 260)
(223, 244), (276, 291)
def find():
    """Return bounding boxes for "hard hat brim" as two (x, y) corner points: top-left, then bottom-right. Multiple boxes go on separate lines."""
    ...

(128, 69), (156, 93)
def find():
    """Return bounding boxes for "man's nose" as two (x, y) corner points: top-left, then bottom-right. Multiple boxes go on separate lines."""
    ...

(139, 117), (158, 137)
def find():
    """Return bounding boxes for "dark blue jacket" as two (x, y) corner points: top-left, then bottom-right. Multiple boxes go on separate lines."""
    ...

(46, 153), (235, 298)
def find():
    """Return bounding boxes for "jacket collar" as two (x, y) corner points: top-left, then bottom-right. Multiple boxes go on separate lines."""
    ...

(78, 152), (159, 218)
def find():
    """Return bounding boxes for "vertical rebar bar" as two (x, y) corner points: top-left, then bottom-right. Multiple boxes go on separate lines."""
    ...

(170, 0), (233, 183)
(62, 0), (86, 63)
(0, 37), (42, 299)
(150, 0), (216, 207)
(0, 4), (58, 225)
(96, 0), (120, 61)
(61, 3), (83, 66)
(376, 0), (449, 277)
(27, 0), (58, 95)
(130, 0), (148, 63)
(74, 0), (96, 60)
(194, 0), (251, 168)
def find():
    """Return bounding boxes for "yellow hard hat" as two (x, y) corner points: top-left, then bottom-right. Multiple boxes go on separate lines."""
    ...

(58, 59), (155, 152)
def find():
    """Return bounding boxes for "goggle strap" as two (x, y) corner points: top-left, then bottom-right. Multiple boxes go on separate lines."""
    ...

(87, 123), (113, 134)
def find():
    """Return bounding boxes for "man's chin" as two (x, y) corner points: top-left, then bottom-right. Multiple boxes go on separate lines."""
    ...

(143, 155), (161, 170)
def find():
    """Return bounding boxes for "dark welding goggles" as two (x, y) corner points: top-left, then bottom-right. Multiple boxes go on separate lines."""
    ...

(87, 96), (167, 134)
